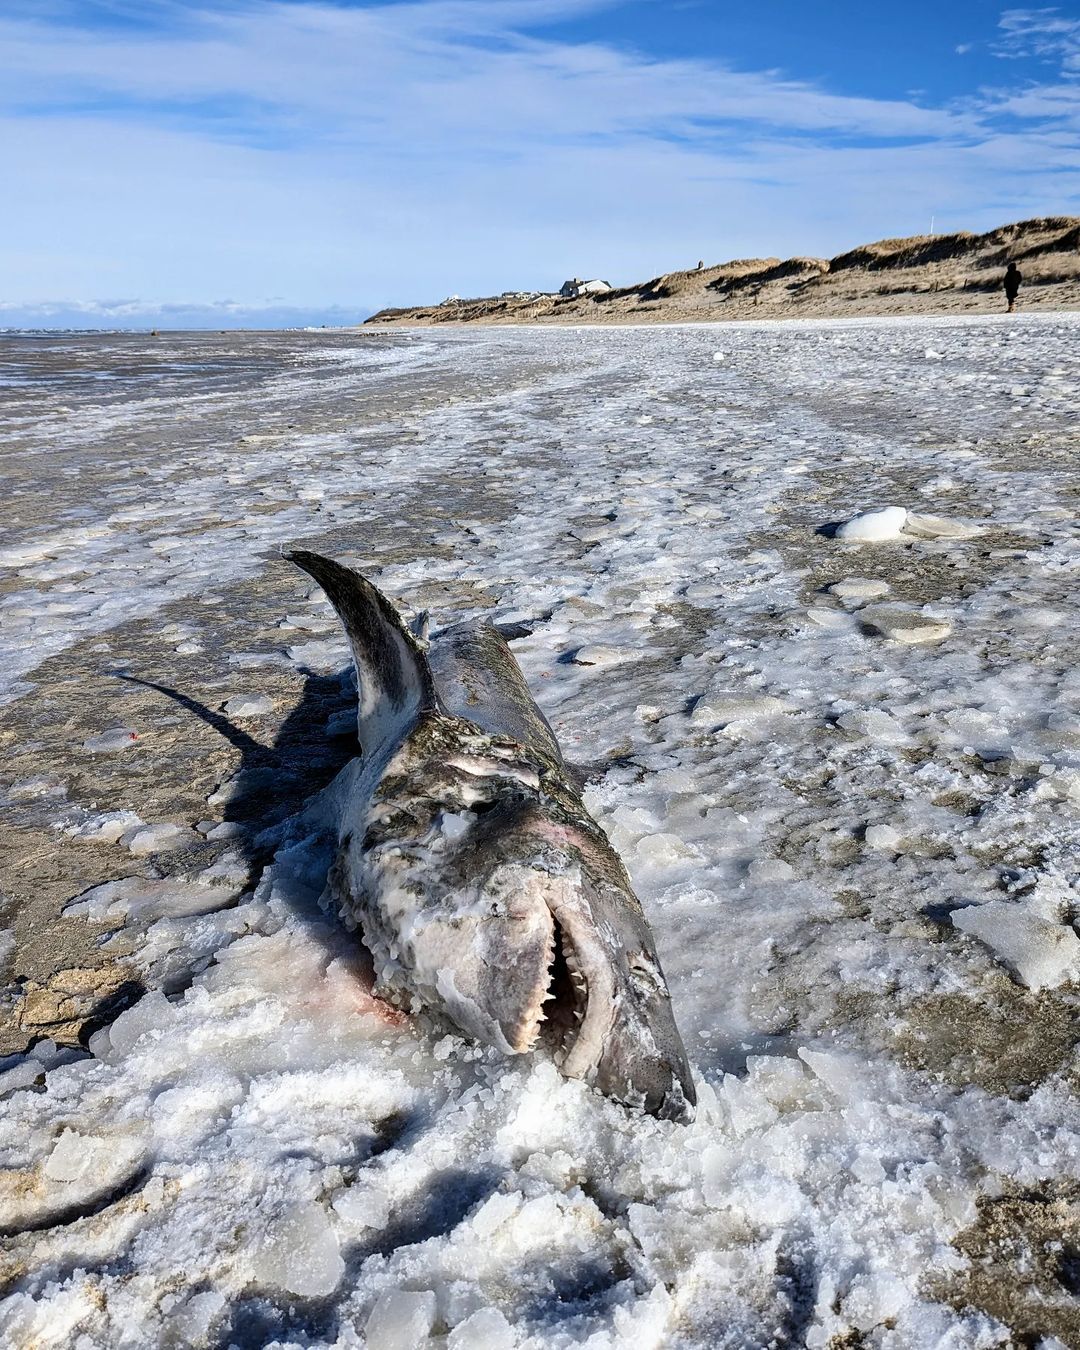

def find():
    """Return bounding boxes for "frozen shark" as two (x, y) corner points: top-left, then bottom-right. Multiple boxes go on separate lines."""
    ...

(288, 550), (696, 1122)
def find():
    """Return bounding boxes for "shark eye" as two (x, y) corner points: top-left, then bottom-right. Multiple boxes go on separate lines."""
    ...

(627, 951), (667, 999)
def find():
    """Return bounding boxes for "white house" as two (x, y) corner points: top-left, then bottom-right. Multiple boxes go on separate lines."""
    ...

(559, 278), (612, 299)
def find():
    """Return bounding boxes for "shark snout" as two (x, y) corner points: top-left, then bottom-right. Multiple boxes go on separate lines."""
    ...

(544, 880), (697, 1123)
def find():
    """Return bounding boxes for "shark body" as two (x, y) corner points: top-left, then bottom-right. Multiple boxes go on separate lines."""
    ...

(288, 550), (696, 1122)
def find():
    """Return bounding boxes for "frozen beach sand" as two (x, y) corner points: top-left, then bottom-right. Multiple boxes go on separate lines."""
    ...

(0, 317), (1077, 1347)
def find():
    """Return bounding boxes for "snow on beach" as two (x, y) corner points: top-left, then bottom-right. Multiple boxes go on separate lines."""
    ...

(0, 316), (1078, 1347)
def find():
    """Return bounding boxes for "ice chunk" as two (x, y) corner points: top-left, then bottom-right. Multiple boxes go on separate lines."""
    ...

(635, 832), (698, 865)
(797, 1048), (864, 1100)
(199, 851), (249, 888)
(573, 523), (618, 543)
(571, 644), (630, 666)
(333, 1185), (390, 1230)
(1035, 765), (1080, 805)
(886, 619), (951, 644)
(251, 1202), (344, 1297)
(67, 877), (235, 923)
(806, 607), (854, 630)
(121, 822), (199, 856)
(903, 512), (981, 540)
(66, 810), (143, 843)
(745, 1055), (810, 1109)
(94, 990), (178, 1061)
(0, 1059), (40, 1098)
(838, 709), (909, 743)
(286, 639), (348, 671)
(860, 607), (952, 644)
(164, 1291), (226, 1344)
(829, 578), (890, 602)
(835, 507), (908, 542)
(613, 1284), (671, 1346)
(748, 858), (794, 883)
(280, 612), (339, 632)
(83, 727), (139, 753)
(365, 1290), (437, 1350)
(721, 1074), (778, 1136)
(865, 824), (903, 852)
(449, 1307), (514, 1350)
(470, 1191), (521, 1238)
(45, 1129), (145, 1186)
(207, 766), (279, 807)
(691, 694), (793, 726)
(228, 651), (285, 669)
(222, 694), (273, 717)
(45, 1130), (102, 1183)
(950, 902), (1080, 991)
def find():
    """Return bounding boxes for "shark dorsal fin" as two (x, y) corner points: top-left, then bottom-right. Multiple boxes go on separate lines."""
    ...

(286, 550), (439, 758)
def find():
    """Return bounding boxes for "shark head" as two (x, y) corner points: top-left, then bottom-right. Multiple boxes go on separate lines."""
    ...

(362, 723), (697, 1122)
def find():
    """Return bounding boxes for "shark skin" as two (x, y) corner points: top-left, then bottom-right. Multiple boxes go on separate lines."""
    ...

(286, 550), (696, 1122)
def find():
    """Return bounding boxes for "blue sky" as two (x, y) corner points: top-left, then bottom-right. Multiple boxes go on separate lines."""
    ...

(1, 0), (1078, 327)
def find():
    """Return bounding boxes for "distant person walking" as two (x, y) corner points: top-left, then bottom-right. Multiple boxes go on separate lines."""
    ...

(1004, 262), (1022, 313)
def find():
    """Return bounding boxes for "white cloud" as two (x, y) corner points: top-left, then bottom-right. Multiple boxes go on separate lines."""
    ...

(995, 7), (1080, 65)
(0, 1), (1077, 313)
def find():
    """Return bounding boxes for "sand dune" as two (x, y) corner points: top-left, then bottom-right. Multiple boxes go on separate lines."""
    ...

(366, 215), (1080, 326)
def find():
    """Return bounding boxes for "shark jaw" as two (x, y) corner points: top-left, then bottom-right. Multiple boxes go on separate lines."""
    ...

(499, 873), (613, 1074)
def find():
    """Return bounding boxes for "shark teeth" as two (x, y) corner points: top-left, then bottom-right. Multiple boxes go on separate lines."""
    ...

(512, 920), (557, 1053)
(533, 917), (590, 1063)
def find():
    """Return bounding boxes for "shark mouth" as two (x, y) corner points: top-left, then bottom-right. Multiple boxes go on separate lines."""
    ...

(531, 903), (615, 1079)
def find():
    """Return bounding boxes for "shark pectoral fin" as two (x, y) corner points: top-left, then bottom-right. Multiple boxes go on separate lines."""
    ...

(285, 550), (440, 759)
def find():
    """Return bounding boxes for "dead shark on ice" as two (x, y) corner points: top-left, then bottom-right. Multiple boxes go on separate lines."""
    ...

(286, 550), (696, 1122)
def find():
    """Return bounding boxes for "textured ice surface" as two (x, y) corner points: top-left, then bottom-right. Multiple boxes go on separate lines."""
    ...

(0, 317), (1077, 1348)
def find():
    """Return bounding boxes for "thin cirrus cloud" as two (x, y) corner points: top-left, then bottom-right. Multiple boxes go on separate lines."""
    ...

(995, 7), (1080, 64)
(1, 0), (1077, 328)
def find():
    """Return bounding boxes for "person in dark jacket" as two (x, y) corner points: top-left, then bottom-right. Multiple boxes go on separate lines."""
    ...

(1004, 262), (1022, 312)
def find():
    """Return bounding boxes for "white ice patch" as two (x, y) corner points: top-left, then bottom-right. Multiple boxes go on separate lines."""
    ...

(828, 577), (890, 603)
(119, 821), (199, 856)
(903, 511), (981, 540)
(222, 693), (274, 717)
(81, 727), (139, 753)
(250, 1202), (345, 1297)
(859, 606), (953, 644)
(835, 506), (908, 542)
(365, 1291), (437, 1350)
(64, 809), (143, 843)
(951, 902), (1080, 991)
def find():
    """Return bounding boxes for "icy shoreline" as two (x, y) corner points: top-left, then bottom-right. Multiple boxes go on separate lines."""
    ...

(0, 318), (1077, 1347)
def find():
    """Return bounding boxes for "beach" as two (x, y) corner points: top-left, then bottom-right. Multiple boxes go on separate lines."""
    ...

(1, 317), (1078, 1346)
